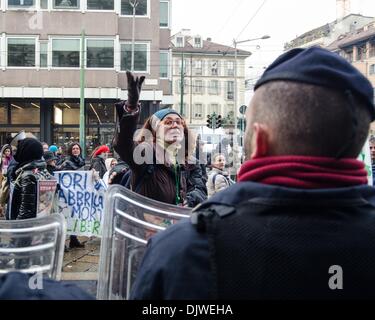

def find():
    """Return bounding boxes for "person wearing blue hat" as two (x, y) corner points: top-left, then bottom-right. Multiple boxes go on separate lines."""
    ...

(112, 71), (207, 207)
(130, 47), (375, 299)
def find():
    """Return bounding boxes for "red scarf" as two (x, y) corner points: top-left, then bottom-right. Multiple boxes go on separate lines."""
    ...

(237, 156), (368, 189)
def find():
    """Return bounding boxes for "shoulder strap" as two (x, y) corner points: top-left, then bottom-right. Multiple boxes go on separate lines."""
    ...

(212, 173), (219, 186)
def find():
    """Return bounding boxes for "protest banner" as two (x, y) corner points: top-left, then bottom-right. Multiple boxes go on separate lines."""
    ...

(37, 180), (57, 217)
(54, 170), (107, 237)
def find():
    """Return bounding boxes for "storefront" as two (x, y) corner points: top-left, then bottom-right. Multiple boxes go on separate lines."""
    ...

(0, 99), (160, 155)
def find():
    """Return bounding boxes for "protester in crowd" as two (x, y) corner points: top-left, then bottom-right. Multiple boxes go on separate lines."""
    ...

(107, 160), (129, 185)
(89, 145), (110, 179)
(102, 157), (118, 187)
(10, 138), (53, 220)
(58, 142), (85, 249)
(44, 151), (59, 175)
(49, 145), (58, 154)
(130, 47), (375, 299)
(112, 71), (207, 207)
(0, 144), (13, 217)
(41, 142), (49, 153)
(206, 153), (234, 198)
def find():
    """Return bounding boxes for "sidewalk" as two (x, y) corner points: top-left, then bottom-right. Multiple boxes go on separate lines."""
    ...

(62, 236), (101, 280)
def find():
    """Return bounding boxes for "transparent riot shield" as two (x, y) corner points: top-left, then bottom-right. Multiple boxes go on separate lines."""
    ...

(97, 185), (191, 300)
(0, 214), (66, 280)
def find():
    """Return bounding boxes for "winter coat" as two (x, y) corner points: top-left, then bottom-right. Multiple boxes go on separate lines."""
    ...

(206, 167), (235, 197)
(89, 156), (107, 178)
(112, 105), (207, 207)
(58, 155), (85, 171)
(10, 159), (53, 220)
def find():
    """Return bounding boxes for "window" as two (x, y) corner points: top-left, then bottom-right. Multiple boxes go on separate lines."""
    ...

(87, 0), (114, 10)
(8, 0), (34, 8)
(210, 103), (220, 115)
(226, 61), (234, 76)
(159, 51), (169, 78)
(11, 101), (40, 125)
(370, 40), (375, 57)
(226, 81), (234, 100)
(7, 38), (35, 67)
(176, 36), (184, 48)
(194, 37), (202, 48)
(54, 0), (79, 8)
(87, 39), (114, 68)
(370, 64), (375, 75)
(53, 102), (79, 125)
(121, 0), (147, 16)
(121, 43), (148, 72)
(0, 104), (7, 124)
(211, 60), (219, 76)
(40, 0), (48, 8)
(52, 39), (80, 68)
(40, 42), (48, 68)
(193, 60), (202, 75)
(160, 1), (169, 27)
(193, 80), (204, 94)
(357, 44), (366, 61)
(177, 59), (188, 75)
(209, 80), (220, 95)
(193, 104), (203, 119)
(87, 102), (115, 124)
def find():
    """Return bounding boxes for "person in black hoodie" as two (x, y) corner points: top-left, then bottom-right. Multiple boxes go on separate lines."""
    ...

(57, 142), (85, 249)
(10, 138), (53, 220)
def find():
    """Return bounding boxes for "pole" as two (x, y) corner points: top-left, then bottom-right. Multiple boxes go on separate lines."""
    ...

(180, 52), (184, 115)
(130, 0), (138, 72)
(233, 39), (239, 176)
(80, 29), (86, 158)
(190, 54), (193, 124)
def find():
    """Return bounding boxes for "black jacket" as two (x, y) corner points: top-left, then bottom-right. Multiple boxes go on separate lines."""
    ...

(10, 159), (53, 220)
(131, 182), (375, 299)
(58, 155), (85, 171)
(89, 156), (106, 178)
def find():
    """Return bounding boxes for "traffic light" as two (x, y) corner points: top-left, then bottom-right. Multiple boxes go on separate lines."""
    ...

(217, 115), (222, 128)
(207, 114), (212, 129)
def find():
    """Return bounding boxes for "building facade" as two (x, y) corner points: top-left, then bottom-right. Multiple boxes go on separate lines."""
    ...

(0, 0), (172, 154)
(171, 31), (251, 130)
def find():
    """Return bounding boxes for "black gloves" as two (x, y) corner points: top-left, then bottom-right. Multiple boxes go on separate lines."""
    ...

(126, 71), (145, 110)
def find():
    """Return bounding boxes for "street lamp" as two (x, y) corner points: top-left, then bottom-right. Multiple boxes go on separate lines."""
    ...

(129, 0), (139, 72)
(233, 35), (270, 169)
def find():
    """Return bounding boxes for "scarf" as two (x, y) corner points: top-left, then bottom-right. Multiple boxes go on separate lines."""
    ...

(237, 156), (368, 189)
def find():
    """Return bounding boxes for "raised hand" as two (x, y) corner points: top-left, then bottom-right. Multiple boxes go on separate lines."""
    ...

(126, 71), (145, 110)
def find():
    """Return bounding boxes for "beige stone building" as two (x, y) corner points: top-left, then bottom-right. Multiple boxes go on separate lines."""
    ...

(171, 31), (251, 130)
(0, 0), (172, 152)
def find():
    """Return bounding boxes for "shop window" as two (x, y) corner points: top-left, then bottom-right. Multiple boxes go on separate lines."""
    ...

(10, 101), (40, 125)
(0, 104), (7, 124)
(53, 102), (79, 125)
(87, 102), (115, 124)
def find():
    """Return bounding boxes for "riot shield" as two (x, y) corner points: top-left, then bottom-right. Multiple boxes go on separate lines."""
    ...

(97, 185), (191, 300)
(0, 214), (66, 280)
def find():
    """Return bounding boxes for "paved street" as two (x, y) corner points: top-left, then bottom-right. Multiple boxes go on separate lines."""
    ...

(61, 237), (101, 297)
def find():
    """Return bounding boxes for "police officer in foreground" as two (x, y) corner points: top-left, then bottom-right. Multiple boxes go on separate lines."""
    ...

(130, 47), (375, 300)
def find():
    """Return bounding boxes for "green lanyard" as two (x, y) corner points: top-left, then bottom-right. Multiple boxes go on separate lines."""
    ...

(174, 164), (181, 205)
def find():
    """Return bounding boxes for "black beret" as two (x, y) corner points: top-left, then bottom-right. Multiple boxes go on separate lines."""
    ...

(255, 47), (375, 120)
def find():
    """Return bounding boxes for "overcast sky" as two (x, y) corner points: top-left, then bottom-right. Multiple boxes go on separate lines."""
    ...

(171, 0), (375, 81)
